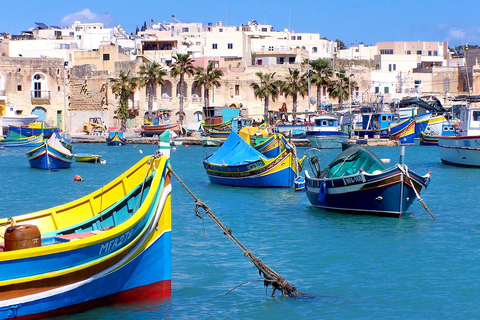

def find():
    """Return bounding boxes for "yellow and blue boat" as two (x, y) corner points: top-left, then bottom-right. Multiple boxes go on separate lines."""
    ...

(0, 153), (172, 319)
(0, 131), (43, 148)
(203, 131), (304, 188)
(26, 133), (73, 170)
(106, 131), (127, 146)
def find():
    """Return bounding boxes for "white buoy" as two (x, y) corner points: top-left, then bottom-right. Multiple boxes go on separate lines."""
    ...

(139, 150), (143, 154)
(172, 147), (177, 152)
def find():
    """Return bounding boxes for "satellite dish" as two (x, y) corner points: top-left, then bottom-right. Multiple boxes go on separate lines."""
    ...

(309, 97), (316, 105)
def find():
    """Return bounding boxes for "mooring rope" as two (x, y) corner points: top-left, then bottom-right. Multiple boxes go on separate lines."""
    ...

(168, 166), (302, 297)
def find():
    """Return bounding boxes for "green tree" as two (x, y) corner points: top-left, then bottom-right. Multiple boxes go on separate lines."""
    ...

(109, 70), (138, 130)
(138, 61), (166, 111)
(327, 70), (357, 106)
(307, 58), (334, 111)
(280, 68), (307, 114)
(193, 61), (224, 107)
(170, 53), (195, 126)
(335, 39), (346, 50)
(250, 71), (281, 122)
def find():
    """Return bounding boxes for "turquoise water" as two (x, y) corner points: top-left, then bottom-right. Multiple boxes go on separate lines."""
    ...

(1, 143), (479, 319)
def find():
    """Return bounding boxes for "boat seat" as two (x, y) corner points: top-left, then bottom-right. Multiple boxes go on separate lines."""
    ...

(54, 230), (104, 242)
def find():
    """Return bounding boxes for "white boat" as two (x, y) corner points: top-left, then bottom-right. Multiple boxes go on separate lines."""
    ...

(2, 114), (39, 126)
(202, 137), (223, 147)
(437, 104), (480, 167)
(306, 114), (348, 149)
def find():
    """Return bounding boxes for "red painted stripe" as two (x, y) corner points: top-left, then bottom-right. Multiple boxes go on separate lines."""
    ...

(14, 280), (171, 320)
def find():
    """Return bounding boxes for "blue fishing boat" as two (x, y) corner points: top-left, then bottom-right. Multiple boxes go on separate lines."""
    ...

(304, 145), (431, 217)
(0, 154), (172, 319)
(251, 133), (288, 158)
(395, 120), (416, 145)
(106, 131), (127, 146)
(0, 131), (43, 148)
(306, 114), (348, 149)
(203, 131), (304, 188)
(26, 133), (73, 170)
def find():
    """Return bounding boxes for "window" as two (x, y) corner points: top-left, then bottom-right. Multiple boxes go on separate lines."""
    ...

(434, 50), (438, 56)
(289, 57), (295, 64)
(182, 27), (189, 32)
(312, 47), (317, 53)
(407, 50), (411, 54)
(261, 28), (268, 32)
(17, 85), (22, 91)
(393, 64), (396, 70)
(219, 28), (223, 32)
(375, 87), (380, 94)
(428, 51), (432, 56)
(103, 53), (110, 61)
(69, 31), (74, 36)
(268, 46), (274, 51)
(212, 43), (217, 49)
(280, 45), (285, 51)
(328, 120), (334, 126)
(291, 36), (296, 40)
(416, 50), (422, 55)
(297, 36), (302, 40)
(473, 111), (480, 121)
(76, 35), (81, 40)
(261, 45), (265, 50)
(235, 84), (239, 96)
(196, 42), (201, 46)
(389, 64), (396, 71)
(389, 64), (392, 71)
(384, 87), (389, 94)
(380, 49), (393, 54)
(57, 86), (61, 92)
(228, 43), (233, 49)
(277, 57), (284, 64)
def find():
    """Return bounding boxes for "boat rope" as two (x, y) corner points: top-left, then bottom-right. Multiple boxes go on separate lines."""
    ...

(399, 164), (436, 220)
(168, 166), (302, 297)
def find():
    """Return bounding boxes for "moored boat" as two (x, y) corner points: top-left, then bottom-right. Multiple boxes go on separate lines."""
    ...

(26, 133), (73, 170)
(438, 103), (480, 167)
(0, 131), (43, 148)
(306, 114), (348, 149)
(8, 122), (59, 138)
(304, 145), (431, 217)
(203, 131), (304, 188)
(74, 153), (102, 163)
(106, 131), (127, 146)
(0, 153), (172, 319)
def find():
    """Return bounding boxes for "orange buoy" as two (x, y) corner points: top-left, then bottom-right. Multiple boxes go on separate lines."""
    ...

(185, 144), (189, 148)
(74, 175), (83, 182)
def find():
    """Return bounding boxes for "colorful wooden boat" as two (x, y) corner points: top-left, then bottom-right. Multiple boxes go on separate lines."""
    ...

(208, 129), (231, 139)
(0, 154), (172, 319)
(203, 131), (304, 188)
(74, 153), (102, 163)
(251, 133), (288, 158)
(419, 123), (457, 146)
(8, 122), (59, 138)
(395, 120), (416, 145)
(26, 133), (73, 170)
(0, 131), (43, 148)
(141, 122), (180, 137)
(106, 131), (127, 146)
(304, 145), (431, 218)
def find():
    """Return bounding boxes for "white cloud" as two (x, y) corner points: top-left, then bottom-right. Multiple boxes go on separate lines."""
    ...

(60, 9), (112, 27)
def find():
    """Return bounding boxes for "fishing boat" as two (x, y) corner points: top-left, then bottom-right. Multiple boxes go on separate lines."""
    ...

(394, 120), (416, 145)
(419, 123), (457, 146)
(141, 110), (179, 137)
(26, 133), (73, 170)
(0, 153), (172, 319)
(306, 114), (348, 149)
(203, 131), (304, 188)
(304, 145), (431, 218)
(8, 122), (59, 138)
(0, 131), (43, 148)
(106, 131), (127, 146)
(74, 153), (102, 163)
(438, 103), (480, 167)
(251, 133), (288, 158)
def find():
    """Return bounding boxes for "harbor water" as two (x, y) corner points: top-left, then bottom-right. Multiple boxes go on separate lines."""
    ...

(1, 143), (479, 319)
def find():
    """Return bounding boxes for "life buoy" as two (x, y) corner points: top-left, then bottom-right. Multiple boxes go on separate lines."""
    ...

(317, 180), (326, 204)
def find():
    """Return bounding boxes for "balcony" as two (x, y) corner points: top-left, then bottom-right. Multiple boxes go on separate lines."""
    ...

(30, 90), (51, 104)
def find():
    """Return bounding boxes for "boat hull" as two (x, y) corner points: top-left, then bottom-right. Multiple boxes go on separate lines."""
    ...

(305, 167), (429, 217)
(141, 123), (179, 137)
(0, 134), (43, 148)
(26, 143), (73, 169)
(438, 135), (480, 167)
(106, 132), (127, 146)
(8, 124), (58, 138)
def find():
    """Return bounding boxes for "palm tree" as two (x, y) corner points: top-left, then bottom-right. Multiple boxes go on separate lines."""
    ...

(327, 70), (356, 106)
(109, 70), (138, 130)
(280, 68), (307, 115)
(250, 71), (280, 122)
(193, 61), (224, 107)
(170, 53), (195, 126)
(138, 61), (166, 111)
(308, 58), (334, 111)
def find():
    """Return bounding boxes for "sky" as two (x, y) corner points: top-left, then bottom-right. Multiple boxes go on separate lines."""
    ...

(1, 0), (480, 48)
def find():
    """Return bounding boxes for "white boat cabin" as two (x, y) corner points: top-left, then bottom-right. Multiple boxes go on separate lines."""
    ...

(308, 115), (341, 132)
(459, 105), (480, 136)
